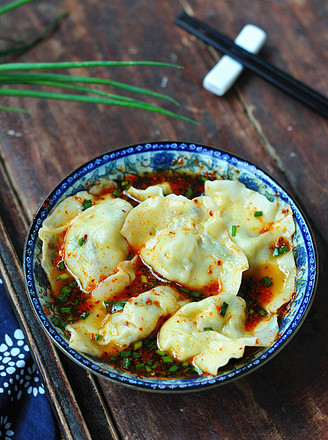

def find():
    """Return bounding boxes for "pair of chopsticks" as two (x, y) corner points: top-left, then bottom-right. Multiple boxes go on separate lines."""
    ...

(175, 13), (328, 120)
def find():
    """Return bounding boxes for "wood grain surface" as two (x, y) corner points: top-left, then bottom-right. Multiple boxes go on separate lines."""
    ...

(0, 0), (327, 439)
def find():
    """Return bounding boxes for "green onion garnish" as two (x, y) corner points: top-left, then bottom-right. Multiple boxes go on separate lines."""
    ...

(94, 334), (103, 341)
(155, 349), (166, 356)
(162, 356), (173, 363)
(273, 243), (289, 257)
(104, 300), (113, 313)
(200, 176), (207, 182)
(220, 301), (229, 317)
(57, 273), (69, 280)
(169, 365), (180, 373)
(254, 211), (263, 217)
(80, 311), (90, 320)
(145, 365), (152, 372)
(61, 307), (71, 313)
(121, 180), (129, 187)
(78, 236), (87, 246)
(120, 351), (131, 358)
(191, 291), (202, 298)
(122, 358), (131, 369)
(68, 280), (78, 288)
(133, 352), (141, 359)
(110, 356), (116, 361)
(203, 327), (213, 331)
(57, 261), (65, 270)
(112, 300), (127, 312)
(135, 363), (145, 370)
(185, 187), (193, 198)
(259, 309), (267, 317)
(112, 189), (120, 197)
(141, 275), (148, 283)
(231, 225), (237, 237)
(182, 361), (189, 367)
(134, 340), (142, 350)
(82, 199), (92, 211)
(178, 286), (191, 294)
(260, 276), (273, 287)
(58, 293), (68, 302)
(60, 285), (71, 295)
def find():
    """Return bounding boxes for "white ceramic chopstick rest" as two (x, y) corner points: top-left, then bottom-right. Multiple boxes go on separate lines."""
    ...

(203, 24), (267, 96)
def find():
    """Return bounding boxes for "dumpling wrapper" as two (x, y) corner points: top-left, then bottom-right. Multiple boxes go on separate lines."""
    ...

(205, 180), (296, 312)
(67, 284), (189, 357)
(158, 293), (278, 375)
(64, 197), (133, 290)
(121, 194), (248, 293)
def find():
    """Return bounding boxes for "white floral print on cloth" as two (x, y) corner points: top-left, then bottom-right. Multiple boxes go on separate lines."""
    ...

(0, 278), (57, 440)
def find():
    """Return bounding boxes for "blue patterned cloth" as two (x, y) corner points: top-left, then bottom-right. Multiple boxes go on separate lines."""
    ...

(0, 278), (58, 440)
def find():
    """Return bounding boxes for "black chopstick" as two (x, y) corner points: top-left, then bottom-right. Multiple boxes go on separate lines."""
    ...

(175, 13), (328, 119)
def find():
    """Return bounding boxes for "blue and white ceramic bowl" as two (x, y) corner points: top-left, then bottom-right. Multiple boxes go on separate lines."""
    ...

(24, 142), (318, 392)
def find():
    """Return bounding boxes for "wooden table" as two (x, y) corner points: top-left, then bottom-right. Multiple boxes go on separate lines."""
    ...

(1, 1), (327, 439)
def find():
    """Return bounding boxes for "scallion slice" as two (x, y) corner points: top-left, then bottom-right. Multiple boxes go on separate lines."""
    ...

(254, 211), (263, 217)
(231, 225), (237, 237)
(220, 301), (229, 317)
(82, 199), (92, 211)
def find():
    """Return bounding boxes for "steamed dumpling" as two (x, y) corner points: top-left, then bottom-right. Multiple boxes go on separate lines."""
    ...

(158, 293), (278, 375)
(64, 197), (133, 291)
(68, 285), (189, 357)
(121, 194), (248, 293)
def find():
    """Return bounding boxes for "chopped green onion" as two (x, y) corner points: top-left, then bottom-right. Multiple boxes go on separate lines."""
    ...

(121, 180), (129, 187)
(80, 311), (90, 320)
(104, 300), (113, 313)
(60, 285), (71, 295)
(193, 366), (203, 375)
(260, 276), (273, 287)
(152, 363), (159, 369)
(61, 307), (71, 313)
(203, 327), (213, 331)
(182, 361), (189, 367)
(112, 189), (121, 197)
(249, 308), (254, 315)
(122, 358), (131, 369)
(220, 301), (229, 317)
(185, 187), (193, 198)
(57, 273), (69, 280)
(120, 351), (131, 358)
(112, 300), (127, 312)
(133, 352), (141, 358)
(57, 261), (65, 270)
(145, 365), (152, 372)
(231, 225), (237, 237)
(155, 349), (166, 356)
(169, 365), (180, 373)
(141, 275), (148, 283)
(191, 291), (202, 299)
(162, 356), (173, 363)
(110, 356), (116, 361)
(67, 314), (74, 321)
(134, 340), (142, 350)
(259, 309), (267, 317)
(178, 286), (191, 294)
(273, 243), (289, 257)
(78, 236), (87, 246)
(200, 176), (207, 182)
(52, 317), (60, 326)
(58, 293), (68, 302)
(82, 199), (92, 211)
(293, 250), (298, 259)
(94, 334), (103, 341)
(68, 280), (78, 288)
(254, 211), (263, 217)
(135, 363), (145, 370)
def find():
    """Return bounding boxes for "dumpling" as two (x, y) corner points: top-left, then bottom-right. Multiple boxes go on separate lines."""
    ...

(64, 197), (133, 291)
(126, 182), (172, 201)
(67, 285), (189, 357)
(205, 180), (296, 312)
(121, 194), (248, 293)
(158, 293), (278, 375)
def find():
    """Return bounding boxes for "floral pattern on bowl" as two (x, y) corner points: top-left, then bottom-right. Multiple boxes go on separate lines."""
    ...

(24, 142), (318, 392)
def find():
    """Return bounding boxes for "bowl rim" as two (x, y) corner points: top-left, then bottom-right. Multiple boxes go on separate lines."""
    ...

(23, 141), (318, 392)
